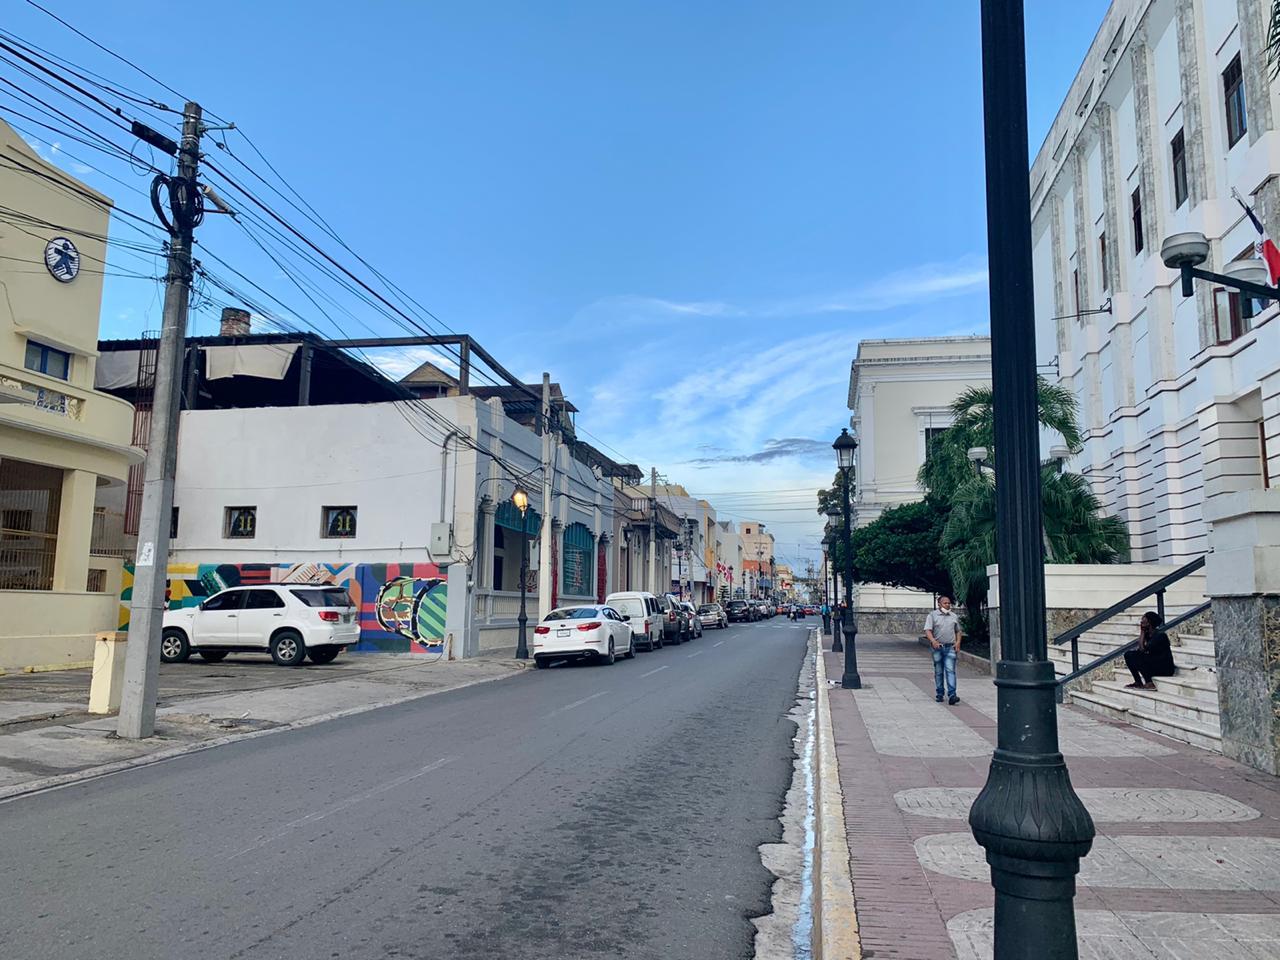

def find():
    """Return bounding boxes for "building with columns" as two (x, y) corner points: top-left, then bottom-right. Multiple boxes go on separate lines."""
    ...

(0, 119), (141, 669)
(1031, 0), (1280, 562)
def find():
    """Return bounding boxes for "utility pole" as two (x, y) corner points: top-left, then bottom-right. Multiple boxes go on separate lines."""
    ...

(648, 467), (657, 594)
(537, 373), (553, 620)
(118, 102), (203, 739)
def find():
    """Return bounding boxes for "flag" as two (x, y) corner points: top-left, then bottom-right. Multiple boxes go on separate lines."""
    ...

(1233, 188), (1280, 284)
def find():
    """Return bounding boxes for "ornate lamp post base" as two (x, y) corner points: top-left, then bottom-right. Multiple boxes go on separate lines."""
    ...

(839, 610), (860, 689)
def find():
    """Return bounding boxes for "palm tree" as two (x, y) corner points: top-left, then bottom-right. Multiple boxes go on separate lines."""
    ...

(1268, 2), (1280, 79)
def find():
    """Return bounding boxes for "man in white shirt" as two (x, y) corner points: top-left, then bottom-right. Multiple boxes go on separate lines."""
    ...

(925, 595), (963, 705)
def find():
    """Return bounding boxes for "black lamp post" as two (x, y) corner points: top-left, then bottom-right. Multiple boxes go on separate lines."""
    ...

(969, 3), (1094, 957)
(832, 428), (860, 689)
(825, 503), (843, 651)
(513, 485), (530, 660)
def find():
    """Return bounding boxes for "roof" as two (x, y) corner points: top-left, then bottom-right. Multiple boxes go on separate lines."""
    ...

(471, 383), (578, 414)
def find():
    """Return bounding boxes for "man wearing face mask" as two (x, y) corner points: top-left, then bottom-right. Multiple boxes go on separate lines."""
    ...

(925, 594), (962, 705)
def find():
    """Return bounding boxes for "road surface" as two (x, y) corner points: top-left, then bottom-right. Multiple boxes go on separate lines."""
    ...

(1, 619), (810, 959)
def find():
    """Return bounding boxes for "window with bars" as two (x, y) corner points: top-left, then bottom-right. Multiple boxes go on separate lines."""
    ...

(1171, 128), (1188, 208)
(1131, 187), (1144, 254)
(561, 522), (595, 597)
(0, 459), (62, 590)
(322, 506), (357, 539)
(1224, 54), (1247, 148)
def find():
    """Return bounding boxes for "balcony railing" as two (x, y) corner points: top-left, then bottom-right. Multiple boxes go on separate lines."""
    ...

(0, 371), (85, 421)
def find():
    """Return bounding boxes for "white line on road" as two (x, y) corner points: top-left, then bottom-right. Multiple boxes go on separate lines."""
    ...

(639, 665), (670, 678)
(687, 651), (703, 659)
(227, 755), (455, 859)
(713, 640), (725, 647)
(543, 690), (609, 718)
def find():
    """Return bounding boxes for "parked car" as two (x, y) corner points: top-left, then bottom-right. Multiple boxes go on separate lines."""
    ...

(161, 584), (357, 666)
(698, 602), (728, 629)
(754, 601), (771, 620)
(726, 599), (753, 623)
(679, 602), (703, 638)
(605, 591), (663, 651)
(533, 605), (636, 668)
(656, 594), (686, 644)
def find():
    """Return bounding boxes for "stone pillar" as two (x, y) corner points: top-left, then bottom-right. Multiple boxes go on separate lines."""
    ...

(51, 468), (95, 592)
(478, 497), (498, 591)
(444, 560), (473, 659)
(1205, 489), (1280, 774)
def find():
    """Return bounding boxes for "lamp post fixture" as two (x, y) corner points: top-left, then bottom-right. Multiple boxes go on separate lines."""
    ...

(832, 427), (860, 689)
(967, 445), (989, 477)
(970, 3), (1094, 957)
(825, 502), (844, 652)
(513, 485), (531, 660)
(1161, 230), (1280, 302)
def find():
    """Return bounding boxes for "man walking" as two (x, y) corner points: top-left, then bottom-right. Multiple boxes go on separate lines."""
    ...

(925, 595), (962, 705)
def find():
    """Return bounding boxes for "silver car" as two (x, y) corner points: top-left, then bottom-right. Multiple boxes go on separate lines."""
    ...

(679, 601), (703, 638)
(697, 603), (728, 629)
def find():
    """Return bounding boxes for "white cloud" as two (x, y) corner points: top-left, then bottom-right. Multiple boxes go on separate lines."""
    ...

(365, 346), (461, 379)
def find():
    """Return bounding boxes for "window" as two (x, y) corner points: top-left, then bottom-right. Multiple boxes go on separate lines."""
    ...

(23, 340), (71, 380)
(0, 459), (62, 591)
(924, 426), (948, 463)
(290, 587), (353, 607)
(1098, 232), (1110, 291)
(242, 589), (285, 609)
(1171, 128), (1188, 208)
(202, 591), (244, 612)
(544, 606), (603, 621)
(224, 506), (256, 539)
(322, 506), (357, 539)
(170, 507), (179, 540)
(1131, 187), (1144, 254)
(562, 522), (595, 596)
(1212, 287), (1261, 343)
(1224, 53), (1247, 148)
(1261, 423), (1272, 489)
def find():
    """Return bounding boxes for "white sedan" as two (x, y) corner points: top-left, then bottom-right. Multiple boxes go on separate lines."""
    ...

(532, 605), (636, 668)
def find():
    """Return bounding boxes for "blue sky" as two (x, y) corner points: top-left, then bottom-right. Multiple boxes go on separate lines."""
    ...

(7, 0), (1109, 569)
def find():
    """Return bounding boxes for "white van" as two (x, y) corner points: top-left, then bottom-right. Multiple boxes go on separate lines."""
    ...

(604, 591), (664, 652)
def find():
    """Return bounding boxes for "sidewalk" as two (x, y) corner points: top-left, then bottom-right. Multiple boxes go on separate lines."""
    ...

(824, 635), (1280, 959)
(0, 654), (525, 801)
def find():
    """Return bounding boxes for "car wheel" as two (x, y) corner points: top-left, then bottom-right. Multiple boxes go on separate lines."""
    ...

(308, 646), (341, 664)
(535, 657), (550, 669)
(655, 634), (664, 649)
(624, 636), (636, 659)
(160, 628), (190, 663)
(199, 650), (228, 662)
(270, 630), (307, 666)
(600, 640), (615, 665)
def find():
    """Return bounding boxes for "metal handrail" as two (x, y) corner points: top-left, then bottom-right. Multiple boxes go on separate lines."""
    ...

(1053, 600), (1211, 702)
(1052, 555), (1205, 673)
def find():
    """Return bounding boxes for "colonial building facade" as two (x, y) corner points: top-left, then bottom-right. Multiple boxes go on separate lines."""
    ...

(1031, 0), (1280, 562)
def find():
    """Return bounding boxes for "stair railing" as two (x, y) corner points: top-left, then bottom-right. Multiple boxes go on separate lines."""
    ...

(1050, 555), (1207, 702)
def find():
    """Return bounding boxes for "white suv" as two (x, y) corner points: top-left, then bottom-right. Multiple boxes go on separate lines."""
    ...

(161, 585), (359, 666)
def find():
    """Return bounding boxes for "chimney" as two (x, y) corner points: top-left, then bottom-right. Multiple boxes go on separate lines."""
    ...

(220, 307), (251, 337)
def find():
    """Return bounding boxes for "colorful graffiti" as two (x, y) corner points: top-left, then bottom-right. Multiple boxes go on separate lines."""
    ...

(120, 561), (448, 653)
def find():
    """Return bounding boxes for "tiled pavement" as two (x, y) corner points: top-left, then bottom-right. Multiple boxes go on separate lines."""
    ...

(826, 635), (1280, 959)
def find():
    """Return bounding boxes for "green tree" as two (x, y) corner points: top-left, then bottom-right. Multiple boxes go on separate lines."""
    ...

(845, 498), (952, 596)
(816, 469), (854, 518)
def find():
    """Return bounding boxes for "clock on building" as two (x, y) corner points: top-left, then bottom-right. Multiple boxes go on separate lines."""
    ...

(44, 237), (80, 283)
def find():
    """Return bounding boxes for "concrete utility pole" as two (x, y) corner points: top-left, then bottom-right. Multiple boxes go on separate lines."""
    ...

(537, 373), (553, 620)
(648, 467), (657, 593)
(118, 102), (204, 739)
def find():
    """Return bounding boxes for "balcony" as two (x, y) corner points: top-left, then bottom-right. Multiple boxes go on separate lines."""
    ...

(0, 363), (137, 466)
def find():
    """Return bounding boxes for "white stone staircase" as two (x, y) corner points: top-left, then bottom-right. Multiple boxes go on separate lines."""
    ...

(1049, 612), (1221, 752)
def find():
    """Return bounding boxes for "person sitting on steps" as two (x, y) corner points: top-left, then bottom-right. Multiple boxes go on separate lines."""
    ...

(1122, 610), (1175, 690)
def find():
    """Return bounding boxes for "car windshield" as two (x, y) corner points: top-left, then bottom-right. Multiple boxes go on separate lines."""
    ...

(611, 598), (644, 618)
(698, 605), (716, 613)
(544, 607), (601, 621)
(290, 588), (352, 608)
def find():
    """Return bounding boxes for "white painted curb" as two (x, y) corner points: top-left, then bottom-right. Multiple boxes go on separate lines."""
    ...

(812, 630), (862, 959)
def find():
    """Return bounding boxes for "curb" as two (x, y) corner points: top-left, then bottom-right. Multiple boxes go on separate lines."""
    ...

(0, 662), (529, 805)
(812, 635), (861, 959)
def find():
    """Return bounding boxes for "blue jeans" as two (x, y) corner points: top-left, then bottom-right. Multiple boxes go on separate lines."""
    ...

(932, 644), (957, 698)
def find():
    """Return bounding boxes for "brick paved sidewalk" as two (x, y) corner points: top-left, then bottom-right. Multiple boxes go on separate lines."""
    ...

(825, 634), (1280, 960)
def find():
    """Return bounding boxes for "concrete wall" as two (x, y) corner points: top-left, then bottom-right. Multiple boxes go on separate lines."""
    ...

(0, 589), (121, 670)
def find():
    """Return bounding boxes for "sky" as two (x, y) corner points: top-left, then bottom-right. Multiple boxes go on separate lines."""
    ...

(6, 0), (1110, 572)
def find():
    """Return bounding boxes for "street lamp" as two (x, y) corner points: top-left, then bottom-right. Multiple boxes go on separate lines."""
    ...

(967, 445), (989, 476)
(825, 502), (843, 652)
(970, 3), (1094, 958)
(513, 485), (531, 660)
(1161, 229), (1280, 301)
(832, 427), (860, 689)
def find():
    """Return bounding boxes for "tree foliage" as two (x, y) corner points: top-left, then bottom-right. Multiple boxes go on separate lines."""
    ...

(847, 498), (952, 596)
(815, 469), (854, 518)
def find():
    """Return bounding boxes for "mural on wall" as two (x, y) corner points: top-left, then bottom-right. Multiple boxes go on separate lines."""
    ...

(120, 561), (448, 653)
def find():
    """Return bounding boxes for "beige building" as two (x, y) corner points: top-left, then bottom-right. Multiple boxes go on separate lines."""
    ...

(738, 520), (775, 598)
(0, 120), (141, 669)
(847, 336), (992, 624)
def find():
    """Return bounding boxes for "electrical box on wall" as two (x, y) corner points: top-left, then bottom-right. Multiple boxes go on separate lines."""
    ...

(430, 522), (452, 556)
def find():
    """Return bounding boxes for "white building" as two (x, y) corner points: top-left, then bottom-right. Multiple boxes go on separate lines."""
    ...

(847, 336), (992, 625)
(1031, 0), (1280, 562)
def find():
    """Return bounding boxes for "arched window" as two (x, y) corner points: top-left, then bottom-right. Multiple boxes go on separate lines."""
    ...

(562, 522), (594, 596)
(495, 501), (540, 536)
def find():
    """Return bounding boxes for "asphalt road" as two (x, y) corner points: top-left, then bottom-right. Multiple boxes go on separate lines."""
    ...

(1, 619), (810, 960)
